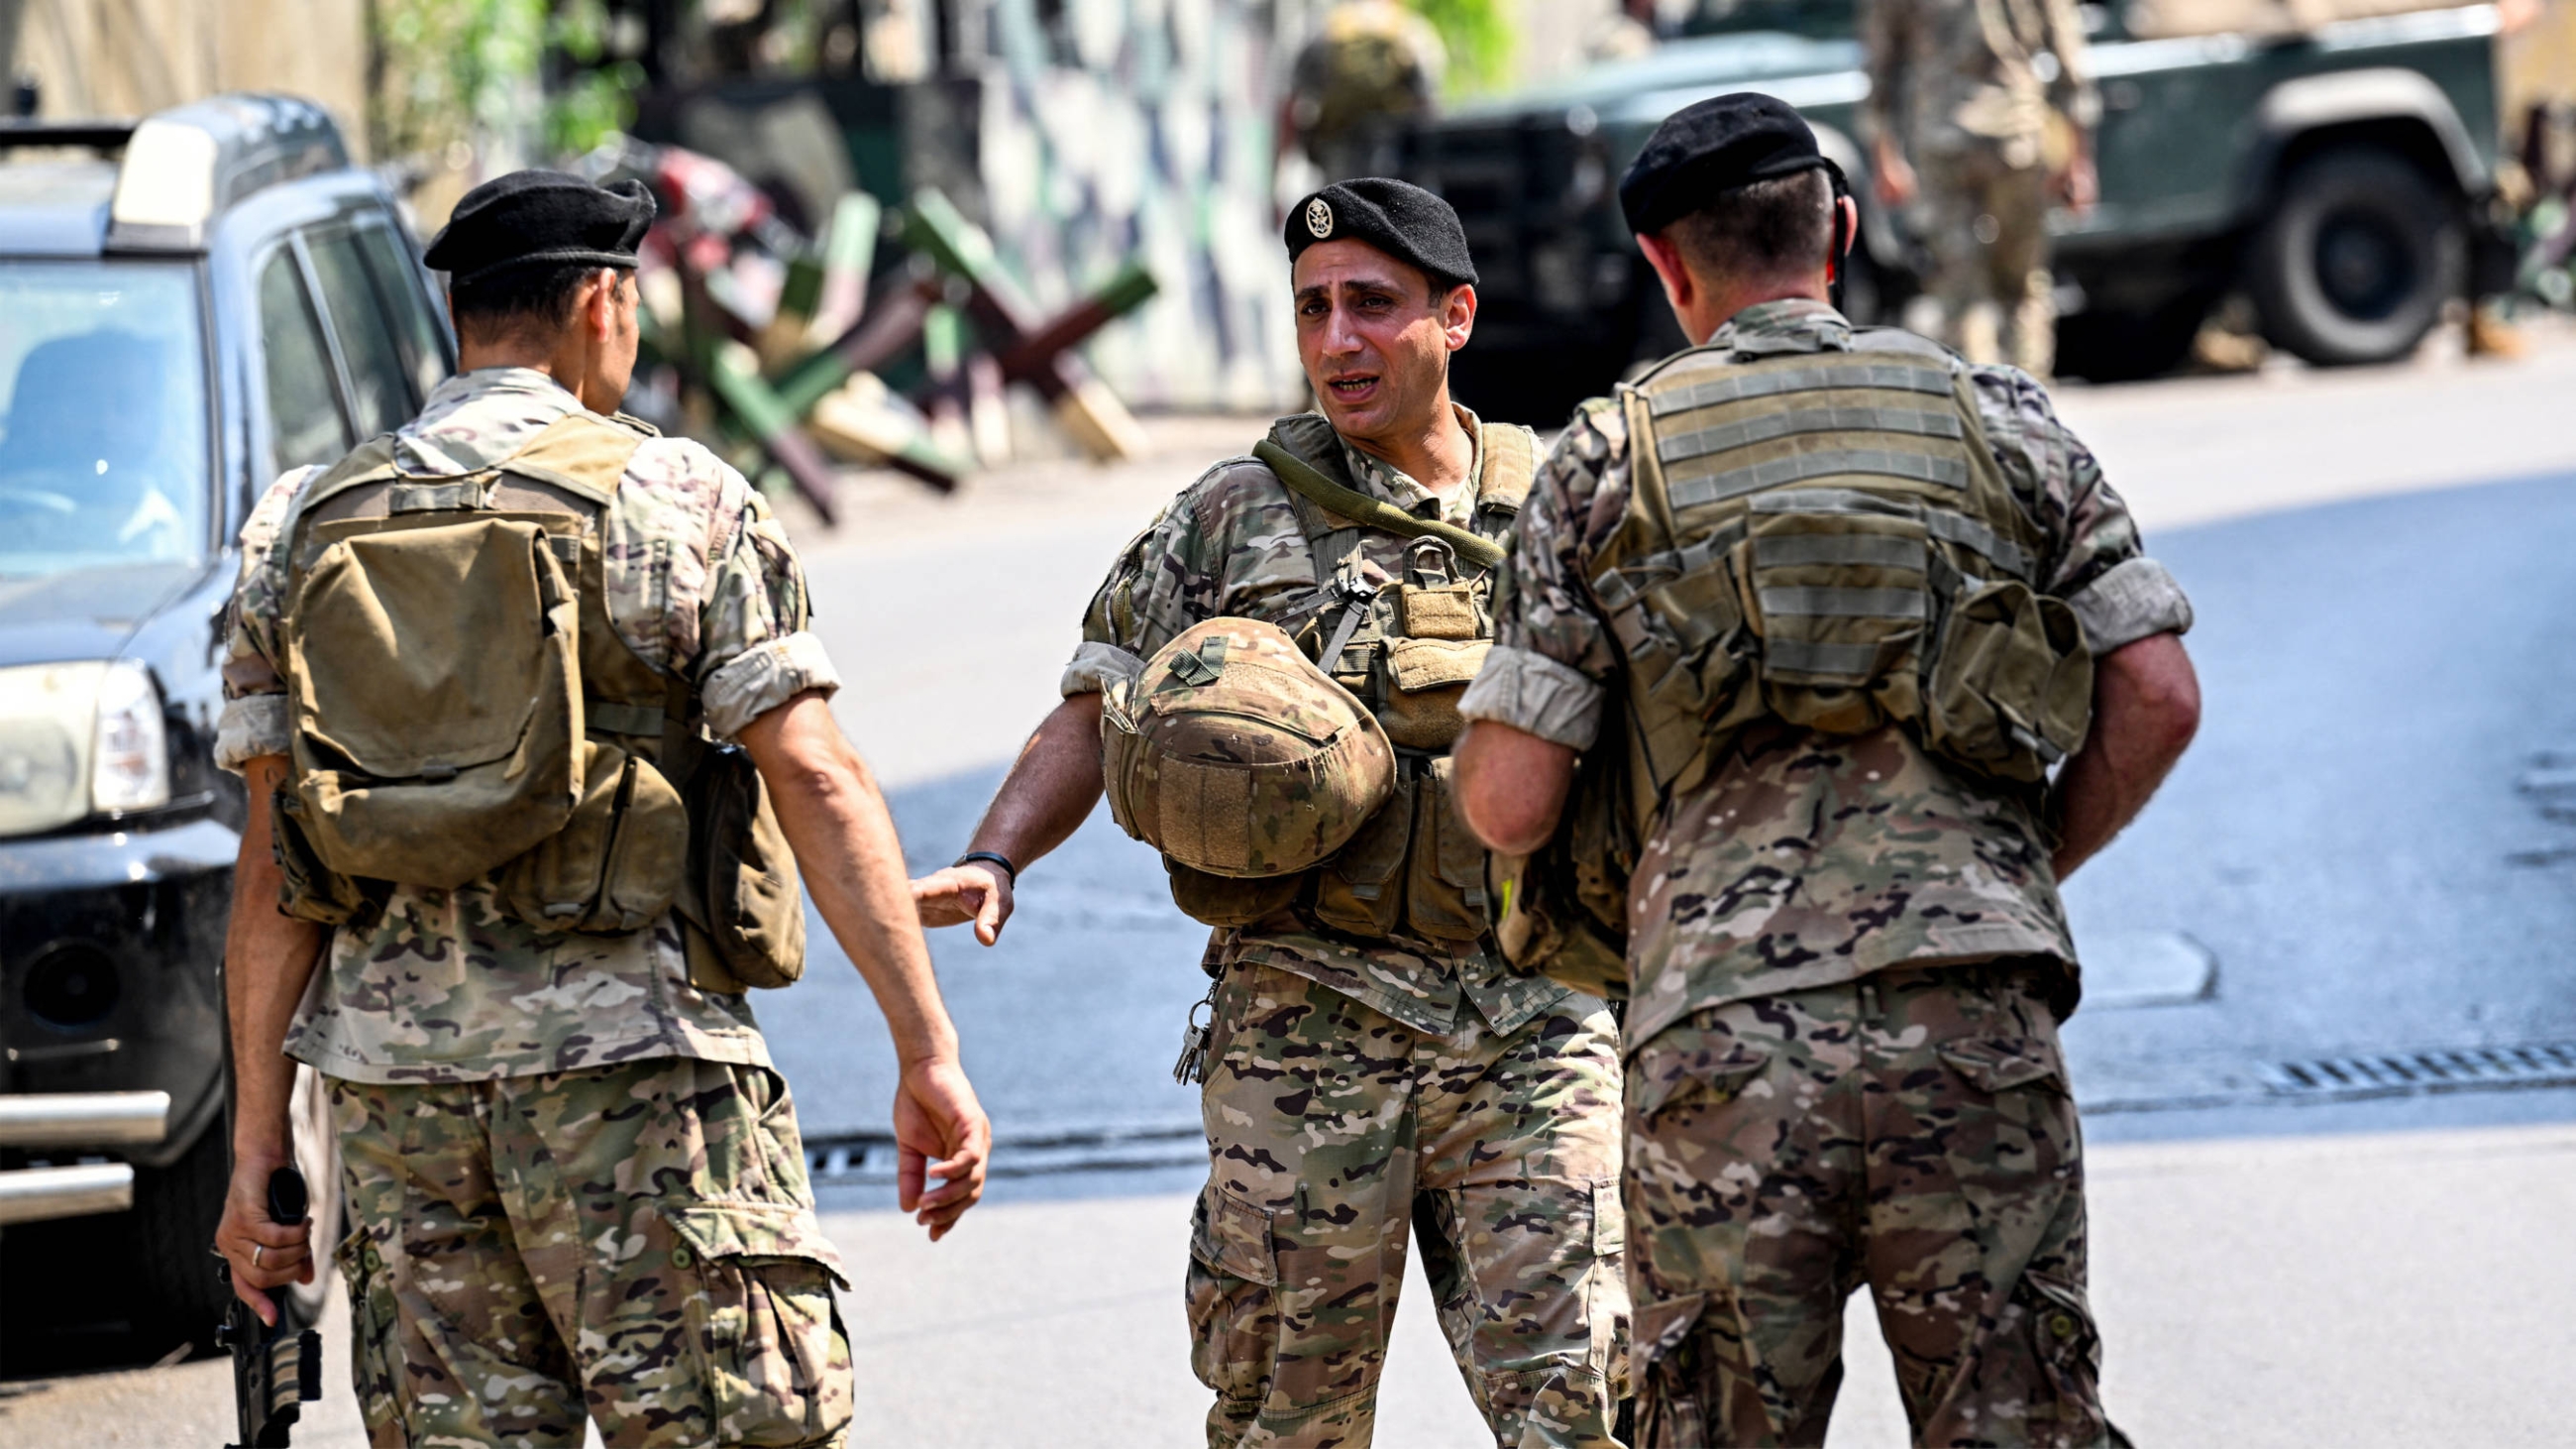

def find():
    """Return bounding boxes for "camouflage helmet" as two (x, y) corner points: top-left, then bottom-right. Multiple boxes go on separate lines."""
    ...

(1101, 616), (1395, 879)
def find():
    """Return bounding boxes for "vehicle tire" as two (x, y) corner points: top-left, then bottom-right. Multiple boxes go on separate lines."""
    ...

(2248, 147), (2463, 367)
(127, 1120), (232, 1357)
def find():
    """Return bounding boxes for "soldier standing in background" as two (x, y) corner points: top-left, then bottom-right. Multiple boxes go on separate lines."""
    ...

(911, 180), (1629, 1448)
(1283, 0), (1449, 181)
(212, 170), (989, 1447)
(1454, 95), (2200, 1444)
(1864, 0), (2100, 376)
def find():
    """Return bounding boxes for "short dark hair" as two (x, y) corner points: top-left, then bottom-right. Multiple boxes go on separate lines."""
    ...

(449, 262), (624, 342)
(1666, 167), (1833, 282)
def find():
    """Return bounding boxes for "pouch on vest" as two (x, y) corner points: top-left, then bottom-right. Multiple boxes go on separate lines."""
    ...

(1922, 579), (2093, 783)
(284, 516), (583, 888)
(1486, 696), (1636, 999)
(676, 741), (808, 991)
(1744, 502), (1930, 734)
(1404, 757), (1488, 944)
(1306, 772), (1415, 938)
(492, 740), (688, 934)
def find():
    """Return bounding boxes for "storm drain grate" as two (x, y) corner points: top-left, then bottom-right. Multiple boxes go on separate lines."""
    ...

(2260, 1043), (2576, 1099)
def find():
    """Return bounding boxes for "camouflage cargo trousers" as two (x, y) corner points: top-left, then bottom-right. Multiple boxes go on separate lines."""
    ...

(1189, 960), (1631, 1449)
(329, 1057), (854, 1448)
(1625, 964), (2121, 1448)
(1917, 146), (2056, 379)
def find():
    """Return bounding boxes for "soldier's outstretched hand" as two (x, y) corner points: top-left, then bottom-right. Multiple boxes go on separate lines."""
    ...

(894, 1057), (990, 1240)
(912, 860), (1016, 945)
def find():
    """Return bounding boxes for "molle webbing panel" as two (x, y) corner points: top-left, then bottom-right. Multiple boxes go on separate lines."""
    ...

(1651, 352), (1981, 511)
(1646, 359), (1955, 416)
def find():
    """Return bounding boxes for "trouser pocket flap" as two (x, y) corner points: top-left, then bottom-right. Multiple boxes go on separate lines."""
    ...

(1191, 1182), (1279, 1287)
(1936, 1037), (2064, 1094)
(668, 1203), (855, 1448)
(1631, 1030), (1771, 1121)
(1631, 1291), (1707, 1368)
(668, 1202), (851, 1288)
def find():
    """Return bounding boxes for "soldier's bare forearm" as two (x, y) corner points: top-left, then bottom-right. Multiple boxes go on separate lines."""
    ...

(965, 692), (1108, 875)
(743, 692), (962, 1067)
(2050, 632), (2200, 879)
(222, 754), (327, 1164)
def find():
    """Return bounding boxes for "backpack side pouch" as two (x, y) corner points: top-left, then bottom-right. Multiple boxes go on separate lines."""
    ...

(493, 740), (687, 934)
(677, 742), (807, 991)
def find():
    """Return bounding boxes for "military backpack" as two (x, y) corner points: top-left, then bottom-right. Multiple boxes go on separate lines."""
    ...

(268, 411), (805, 993)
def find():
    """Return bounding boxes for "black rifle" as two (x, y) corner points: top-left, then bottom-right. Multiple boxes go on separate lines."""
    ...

(217, 1166), (322, 1449)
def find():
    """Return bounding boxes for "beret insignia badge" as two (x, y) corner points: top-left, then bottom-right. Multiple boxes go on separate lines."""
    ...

(1305, 197), (1334, 239)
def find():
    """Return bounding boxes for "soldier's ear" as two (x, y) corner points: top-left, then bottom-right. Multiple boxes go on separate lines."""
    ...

(1441, 282), (1476, 351)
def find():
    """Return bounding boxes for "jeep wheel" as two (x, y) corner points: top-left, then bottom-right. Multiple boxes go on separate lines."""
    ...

(2249, 147), (2462, 367)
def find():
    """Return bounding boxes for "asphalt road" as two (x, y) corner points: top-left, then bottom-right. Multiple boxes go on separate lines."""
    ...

(14, 328), (2576, 1442)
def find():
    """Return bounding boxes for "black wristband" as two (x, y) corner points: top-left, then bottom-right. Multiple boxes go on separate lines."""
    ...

(954, 850), (1018, 886)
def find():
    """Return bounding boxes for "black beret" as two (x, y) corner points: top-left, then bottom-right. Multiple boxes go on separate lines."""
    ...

(424, 170), (657, 285)
(1619, 92), (1835, 236)
(1284, 178), (1477, 289)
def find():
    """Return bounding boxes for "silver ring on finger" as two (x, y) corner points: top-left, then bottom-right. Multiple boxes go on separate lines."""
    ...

(252, 1244), (266, 1268)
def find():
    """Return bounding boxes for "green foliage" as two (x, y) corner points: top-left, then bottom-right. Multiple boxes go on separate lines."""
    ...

(370, 0), (643, 164)
(1405, 0), (1510, 95)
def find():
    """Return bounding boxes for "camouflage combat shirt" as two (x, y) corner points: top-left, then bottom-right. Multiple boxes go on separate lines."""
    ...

(1065, 405), (1571, 1037)
(1457, 301), (2193, 1053)
(216, 367), (841, 1084)
(1861, 0), (2101, 163)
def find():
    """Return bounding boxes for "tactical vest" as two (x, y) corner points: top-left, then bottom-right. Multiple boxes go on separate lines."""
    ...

(1159, 414), (1534, 948)
(268, 411), (806, 993)
(1594, 327), (2093, 808)
(1489, 328), (2093, 996)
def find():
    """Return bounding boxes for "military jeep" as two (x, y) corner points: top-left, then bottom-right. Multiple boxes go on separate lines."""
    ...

(1396, 0), (2507, 420)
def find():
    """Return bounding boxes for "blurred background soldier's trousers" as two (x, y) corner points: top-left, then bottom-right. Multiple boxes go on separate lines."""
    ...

(1919, 146), (2058, 378)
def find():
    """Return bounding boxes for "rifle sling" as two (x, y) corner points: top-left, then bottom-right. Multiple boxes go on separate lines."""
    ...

(1252, 440), (1505, 571)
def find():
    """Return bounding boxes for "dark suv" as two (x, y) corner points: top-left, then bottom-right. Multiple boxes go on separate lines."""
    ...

(1400, 0), (2507, 420)
(0, 94), (452, 1361)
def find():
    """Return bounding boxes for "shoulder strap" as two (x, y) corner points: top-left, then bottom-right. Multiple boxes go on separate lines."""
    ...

(1251, 439), (1504, 571)
(1474, 423), (1537, 513)
(503, 411), (651, 504)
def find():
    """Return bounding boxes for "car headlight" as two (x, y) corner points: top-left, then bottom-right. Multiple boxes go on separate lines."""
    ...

(0, 660), (168, 837)
(90, 660), (169, 815)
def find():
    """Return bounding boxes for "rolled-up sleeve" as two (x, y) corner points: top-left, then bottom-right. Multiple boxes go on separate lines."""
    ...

(690, 472), (841, 739)
(1456, 645), (1605, 749)
(1061, 639), (1144, 698)
(701, 630), (843, 739)
(2067, 555), (2193, 655)
(214, 468), (316, 775)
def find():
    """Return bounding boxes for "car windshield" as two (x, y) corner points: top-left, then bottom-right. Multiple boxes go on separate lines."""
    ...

(0, 260), (211, 579)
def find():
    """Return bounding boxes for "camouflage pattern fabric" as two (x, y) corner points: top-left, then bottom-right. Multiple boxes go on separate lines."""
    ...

(1068, 404), (1567, 1040)
(1860, 0), (2100, 165)
(331, 1055), (851, 1448)
(1287, 0), (1447, 178)
(1189, 961), (1629, 1447)
(1624, 965), (2118, 1448)
(1460, 299), (2195, 1051)
(1917, 146), (2059, 376)
(216, 367), (838, 1083)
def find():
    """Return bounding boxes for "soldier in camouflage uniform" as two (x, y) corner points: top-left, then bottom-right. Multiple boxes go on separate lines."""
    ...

(912, 180), (1629, 1448)
(212, 171), (991, 1448)
(1863, 0), (2100, 377)
(1283, 0), (1449, 181)
(1453, 97), (2200, 1445)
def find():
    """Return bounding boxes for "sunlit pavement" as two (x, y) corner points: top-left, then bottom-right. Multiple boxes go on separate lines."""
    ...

(14, 325), (2576, 1443)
